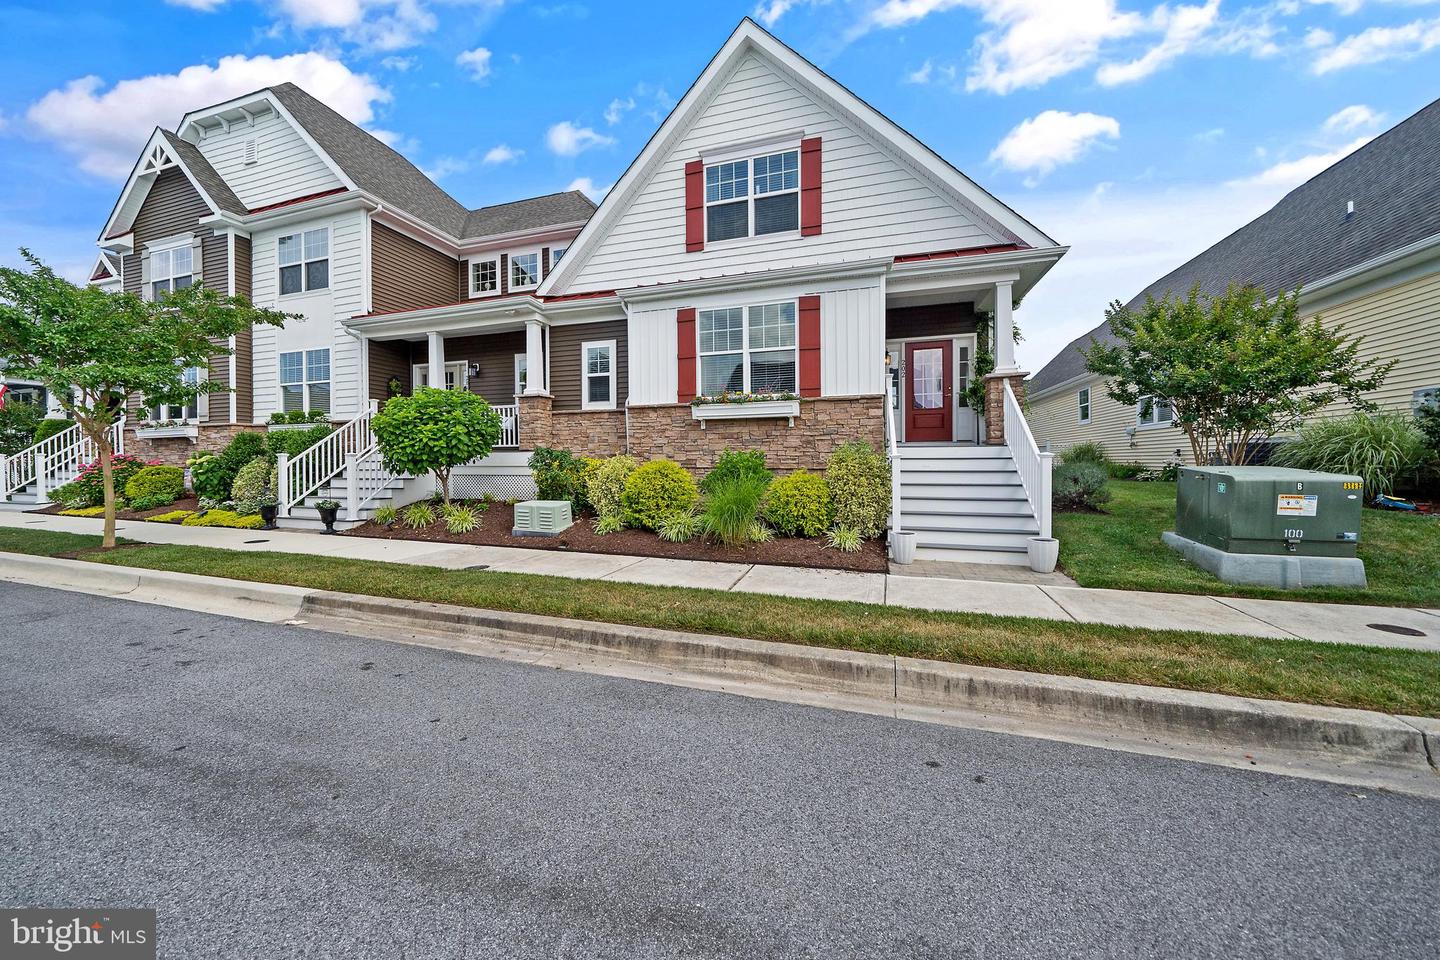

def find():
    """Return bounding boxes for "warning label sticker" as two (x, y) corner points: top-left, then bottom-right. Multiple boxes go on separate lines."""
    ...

(1277, 494), (1318, 517)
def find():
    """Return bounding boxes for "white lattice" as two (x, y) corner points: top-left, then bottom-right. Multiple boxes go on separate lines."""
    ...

(451, 472), (536, 502)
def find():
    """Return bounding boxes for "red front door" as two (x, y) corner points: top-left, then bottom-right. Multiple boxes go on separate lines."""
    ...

(905, 340), (953, 442)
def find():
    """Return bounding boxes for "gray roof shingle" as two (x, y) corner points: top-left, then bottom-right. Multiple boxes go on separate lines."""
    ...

(268, 84), (595, 239)
(1029, 96), (1440, 395)
(160, 129), (246, 216)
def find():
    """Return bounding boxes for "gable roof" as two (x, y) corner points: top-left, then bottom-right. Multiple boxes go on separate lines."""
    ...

(462, 191), (596, 239)
(99, 127), (241, 241)
(539, 17), (1056, 295)
(89, 251), (122, 283)
(158, 130), (246, 216)
(1028, 95), (1440, 396)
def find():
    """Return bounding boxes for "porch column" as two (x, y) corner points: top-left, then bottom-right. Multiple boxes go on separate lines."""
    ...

(523, 318), (547, 395)
(992, 280), (1019, 374)
(426, 331), (445, 388)
(984, 279), (1029, 445)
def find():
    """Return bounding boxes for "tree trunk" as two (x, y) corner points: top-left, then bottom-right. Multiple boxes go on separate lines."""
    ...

(98, 433), (116, 549)
(436, 468), (451, 507)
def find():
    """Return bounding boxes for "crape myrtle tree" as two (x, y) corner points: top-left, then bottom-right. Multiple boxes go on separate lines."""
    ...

(371, 387), (501, 506)
(0, 250), (292, 547)
(1083, 284), (1392, 466)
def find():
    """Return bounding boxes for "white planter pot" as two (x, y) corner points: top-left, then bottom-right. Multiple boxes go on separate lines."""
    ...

(1027, 537), (1059, 574)
(891, 530), (917, 565)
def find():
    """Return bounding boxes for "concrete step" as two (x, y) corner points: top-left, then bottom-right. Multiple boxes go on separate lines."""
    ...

(901, 512), (1039, 533)
(276, 509), (368, 532)
(912, 545), (1030, 566)
(910, 528), (1037, 551)
(900, 496), (1033, 515)
(897, 469), (1019, 485)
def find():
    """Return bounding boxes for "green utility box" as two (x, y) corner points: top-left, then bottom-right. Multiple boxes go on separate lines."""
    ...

(1175, 466), (1363, 557)
(511, 499), (573, 537)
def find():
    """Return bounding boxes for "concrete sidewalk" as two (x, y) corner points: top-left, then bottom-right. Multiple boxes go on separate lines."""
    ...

(4, 510), (1439, 651)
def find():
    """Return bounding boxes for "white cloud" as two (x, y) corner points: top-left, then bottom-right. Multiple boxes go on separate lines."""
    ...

(421, 155), (469, 180)
(546, 120), (615, 156)
(26, 52), (389, 179)
(1303, 27), (1336, 48)
(1322, 104), (1386, 133)
(368, 127), (420, 154)
(164, 0), (229, 9)
(990, 110), (1120, 182)
(1310, 17), (1440, 73)
(482, 143), (523, 165)
(906, 60), (934, 83)
(455, 46), (492, 81)
(604, 97), (635, 125)
(567, 176), (611, 202)
(1226, 136), (1372, 189)
(1096, 0), (1220, 86)
(1192, 126), (1225, 143)
(380, 55), (416, 71)
(754, 0), (797, 25)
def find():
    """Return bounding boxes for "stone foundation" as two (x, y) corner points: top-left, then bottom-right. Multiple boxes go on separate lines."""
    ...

(983, 373), (1028, 445)
(123, 423), (262, 467)
(627, 397), (884, 471)
(517, 395), (553, 451)
(550, 409), (627, 458)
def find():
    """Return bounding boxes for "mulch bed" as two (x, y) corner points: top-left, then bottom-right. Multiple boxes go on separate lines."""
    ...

(38, 496), (203, 523)
(343, 500), (889, 573)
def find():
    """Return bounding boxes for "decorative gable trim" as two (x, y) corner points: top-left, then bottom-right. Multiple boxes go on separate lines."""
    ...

(99, 128), (226, 243)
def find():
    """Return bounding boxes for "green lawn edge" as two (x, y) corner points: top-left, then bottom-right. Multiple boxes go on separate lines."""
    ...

(4, 527), (1438, 717)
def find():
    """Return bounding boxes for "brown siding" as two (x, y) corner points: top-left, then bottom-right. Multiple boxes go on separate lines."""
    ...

(550, 320), (628, 412)
(123, 254), (141, 295)
(885, 303), (980, 340)
(232, 236), (253, 424)
(458, 260), (469, 301)
(371, 223), (458, 314)
(132, 168), (211, 247)
(443, 331), (526, 404)
(368, 339), (413, 404)
(201, 233), (229, 292)
(233, 236), (252, 300)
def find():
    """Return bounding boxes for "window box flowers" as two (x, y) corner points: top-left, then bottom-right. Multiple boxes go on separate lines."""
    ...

(690, 392), (801, 427)
(134, 419), (199, 440)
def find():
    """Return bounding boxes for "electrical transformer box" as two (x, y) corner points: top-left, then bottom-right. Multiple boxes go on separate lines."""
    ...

(1175, 466), (1363, 558)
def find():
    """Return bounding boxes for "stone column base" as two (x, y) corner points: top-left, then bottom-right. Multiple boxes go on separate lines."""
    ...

(983, 372), (1029, 446)
(517, 394), (553, 450)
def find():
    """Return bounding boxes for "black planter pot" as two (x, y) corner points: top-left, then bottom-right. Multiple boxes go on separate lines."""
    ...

(259, 504), (279, 529)
(317, 506), (339, 534)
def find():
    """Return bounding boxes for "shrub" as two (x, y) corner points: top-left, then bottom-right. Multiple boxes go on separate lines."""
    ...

(59, 506), (106, 517)
(593, 513), (625, 536)
(146, 510), (195, 523)
(124, 465), (184, 506)
(444, 505), (480, 534)
(230, 457), (277, 515)
(621, 459), (700, 531)
(191, 431), (268, 501)
(529, 447), (588, 512)
(1417, 401), (1440, 453)
(373, 389), (501, 505)
(1107, 462), (1146, 480)
(1272, 413), (1430, 497)
(825, 441), (890, 538)
(33, 417), (75, 445)
(267, 409), (328, 425)
(748, 522), (774, 543)
(826, 525), (863, 552)
(1052, 462), (1111, 511)
(373, 505), (398, 526)
(55, 455), (156, 508)
(0, 401), (44, 456)
(182, 509), (265, 529)
(700, 449), (771, 494)
(266, 424), (333, 459)
(763, 470), (832, 537)
(1061, 442), (1110, 466)
(584, 454), (638, 521)
(702, 475), (768, 546)
(657, 511), (705, 543)
(403, 502), (437, 529)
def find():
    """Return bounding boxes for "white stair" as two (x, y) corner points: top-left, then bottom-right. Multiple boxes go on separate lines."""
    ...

(895, 444), (1039, 565)
(276, 472), (410, 531)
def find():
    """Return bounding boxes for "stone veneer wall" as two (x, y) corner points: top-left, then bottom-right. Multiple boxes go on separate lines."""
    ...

(983, 373), (1027, 445)
(123, 424), (262, 468)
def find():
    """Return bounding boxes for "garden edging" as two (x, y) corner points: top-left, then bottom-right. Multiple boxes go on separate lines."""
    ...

(2, 550), (1436, 797)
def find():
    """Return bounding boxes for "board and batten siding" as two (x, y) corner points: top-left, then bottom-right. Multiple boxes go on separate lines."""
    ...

(372, 223), (459, 314)
(550, 320), (628, 411)
(564, 51), (1007, 293)
(250, 209), (367, 422)
(194, 109), (343, 210)
(819, 284), (885, 397)
(627, 307), (680, 405)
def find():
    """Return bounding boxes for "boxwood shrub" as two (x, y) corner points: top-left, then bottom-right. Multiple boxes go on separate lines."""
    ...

(763, 470), (832, 537)
(825, 441), (890, 539)
(621, 459), (699, 530)
(124, 465), (185, 509)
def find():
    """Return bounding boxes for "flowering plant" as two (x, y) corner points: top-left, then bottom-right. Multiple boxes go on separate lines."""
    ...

(51, 455), (162, 508)
(689, 391), (801, 407)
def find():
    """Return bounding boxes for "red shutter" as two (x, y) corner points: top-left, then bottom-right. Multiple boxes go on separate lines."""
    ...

(798, 295), (821, 397)
(800, 137), (822, 237)
(677, 307), (697, 402)
(684, 160), (705, 252)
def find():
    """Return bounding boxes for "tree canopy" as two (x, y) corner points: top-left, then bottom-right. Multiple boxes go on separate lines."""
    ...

(372, 387), (501, 505)
(1083, 284), (1392, 465)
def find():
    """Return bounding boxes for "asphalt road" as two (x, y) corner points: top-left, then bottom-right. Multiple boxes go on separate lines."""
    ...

(1, 582), (1435, 959)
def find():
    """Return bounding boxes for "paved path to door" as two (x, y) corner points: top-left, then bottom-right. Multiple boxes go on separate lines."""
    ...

(4, 511), (1438, 651)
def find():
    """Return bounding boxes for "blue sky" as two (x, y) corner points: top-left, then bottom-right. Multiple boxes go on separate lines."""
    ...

(1, 0), (1437, 370)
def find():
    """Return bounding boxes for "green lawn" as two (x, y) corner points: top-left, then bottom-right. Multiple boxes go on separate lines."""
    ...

(3, 526), (1439, 716)
(1055, 480), (1440, 607)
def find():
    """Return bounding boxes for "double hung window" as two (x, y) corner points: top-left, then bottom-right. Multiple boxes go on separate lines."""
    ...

(697, 302), (797, 396)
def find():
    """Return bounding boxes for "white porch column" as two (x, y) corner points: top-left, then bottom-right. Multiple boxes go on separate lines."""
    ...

(523, 318), (547, 395)
(426, 331), (446, 388)
(992, 280), (1019, 374)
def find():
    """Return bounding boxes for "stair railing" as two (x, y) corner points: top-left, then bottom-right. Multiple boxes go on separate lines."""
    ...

(884, 368), (902, 534)
(3, 418), (125, 502)
(277, 401), (377, 519)
(1002, 379), (1053, 539)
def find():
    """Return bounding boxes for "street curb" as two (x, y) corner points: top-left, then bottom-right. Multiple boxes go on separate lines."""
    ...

(2, 552), (1436, 790)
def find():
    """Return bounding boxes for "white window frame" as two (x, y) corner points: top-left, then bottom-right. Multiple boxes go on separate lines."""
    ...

(1136, 394), (1173, 429)
(1078, 387), (1092, 424)
(151, 366), (204, 423)
(703, 141), (802, 245)
(580, 339), (617, 411)
(148, 236), (195, 301)
(470, 257), (499, 296)
(277, 227), (330, 296)
(696, 300), (799, 397)
(279, 348), (331, 414)
(514, 354), (528, 398)
(550, 245), (568, 266)
(1413, 386), (1439, 412)
(509, 250), (541, 291)
(412, 361), (469, 392)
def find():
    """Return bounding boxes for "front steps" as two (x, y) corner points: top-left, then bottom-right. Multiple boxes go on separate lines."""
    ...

(895, 443), (1038, 565)
(276, 471), (411, 531)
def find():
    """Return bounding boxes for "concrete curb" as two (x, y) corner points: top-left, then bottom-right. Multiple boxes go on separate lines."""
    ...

(3, 552), (1436, 793)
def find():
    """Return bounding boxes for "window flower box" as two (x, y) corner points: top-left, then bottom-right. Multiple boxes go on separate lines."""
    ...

(690, 393), (801, 428)
(267, 421), (327, 432)
(135, 421), (199, 441)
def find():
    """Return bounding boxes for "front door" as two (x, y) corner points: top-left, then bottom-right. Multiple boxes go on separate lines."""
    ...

(905, 340), (952, 442)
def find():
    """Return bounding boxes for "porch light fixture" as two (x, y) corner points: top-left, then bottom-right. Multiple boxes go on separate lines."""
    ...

(469, 362), (481, 377)
(884, 351), (893, 368)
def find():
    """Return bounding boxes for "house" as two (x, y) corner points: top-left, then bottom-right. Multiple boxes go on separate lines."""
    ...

(9, 19), (1066, 563)
(1027, 98), (1440, 467)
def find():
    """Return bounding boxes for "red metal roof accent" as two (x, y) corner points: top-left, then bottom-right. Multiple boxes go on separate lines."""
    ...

(351, 287), (620, 321)
(247, 187), (349, 215)
(89, 265), (114, 281)
(893, 243), (1025, 263)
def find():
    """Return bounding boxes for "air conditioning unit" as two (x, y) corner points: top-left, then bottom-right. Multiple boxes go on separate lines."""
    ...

(512, 500), (573, 536)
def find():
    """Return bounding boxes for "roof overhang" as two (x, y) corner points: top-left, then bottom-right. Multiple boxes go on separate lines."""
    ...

(98, 128), (225, 243)
(617, 258), (892, 306)
(1299, 229), (1440, 314)
(888, 245), (1067, 307)
(344, 290), (626, 340)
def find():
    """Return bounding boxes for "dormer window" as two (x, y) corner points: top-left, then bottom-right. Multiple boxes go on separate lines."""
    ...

(471, 258), (498, 295)
(704, 148), (799, 243)
(510, 252), (540, 290)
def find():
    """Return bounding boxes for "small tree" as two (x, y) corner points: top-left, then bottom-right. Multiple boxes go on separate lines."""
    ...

(371, 387), (501, 505)
(0, 251), (291, 547)
(1083, 284), (1393, 465)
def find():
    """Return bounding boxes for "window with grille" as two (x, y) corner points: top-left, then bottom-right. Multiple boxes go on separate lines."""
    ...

(278, 228), (329, 295)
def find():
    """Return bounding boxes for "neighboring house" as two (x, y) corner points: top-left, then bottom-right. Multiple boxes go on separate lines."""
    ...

(13, 18), (1066, 562)
(1027, 97), (1440, 468)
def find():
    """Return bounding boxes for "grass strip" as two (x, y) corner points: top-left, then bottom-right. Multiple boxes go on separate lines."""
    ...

(3, 527), (1437, 717)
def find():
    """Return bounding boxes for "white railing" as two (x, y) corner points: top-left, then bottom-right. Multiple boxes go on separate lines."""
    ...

(1002, 379), (1053, 540)
(2, 418), (125, 502)
(493, 403), (519, 449)
(884, 372), (902, 534)
(345, 444), (402, 521)
(277, 401), (377, 518)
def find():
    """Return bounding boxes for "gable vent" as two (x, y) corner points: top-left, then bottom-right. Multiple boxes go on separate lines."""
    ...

(243, 138), (259, 165)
